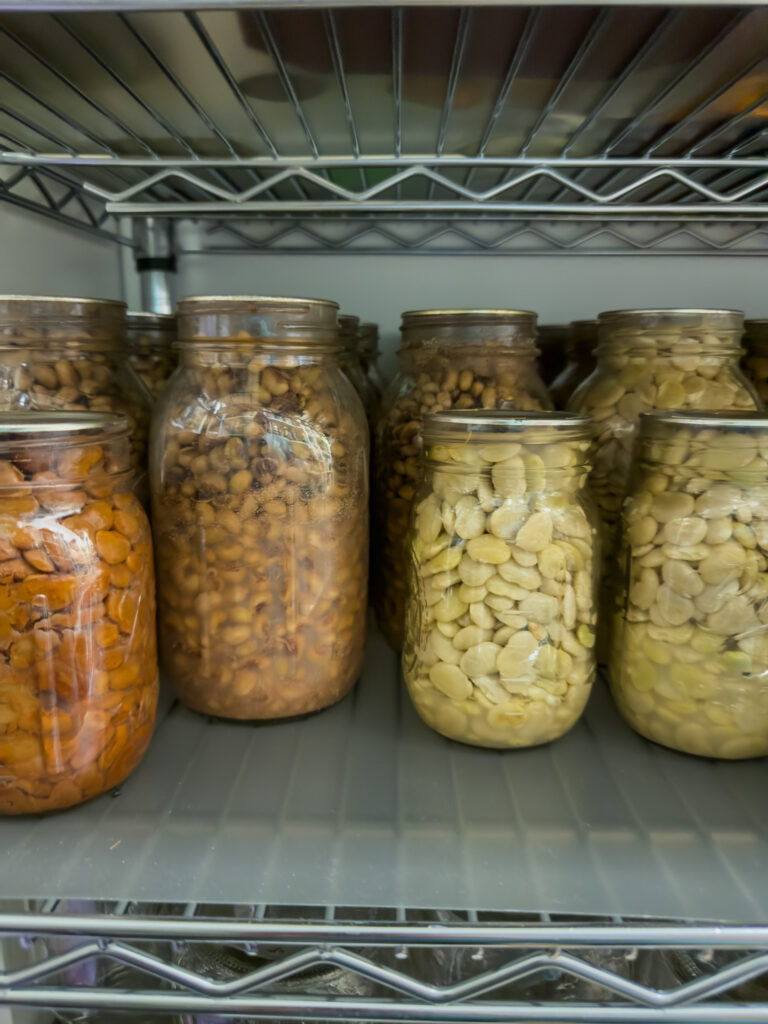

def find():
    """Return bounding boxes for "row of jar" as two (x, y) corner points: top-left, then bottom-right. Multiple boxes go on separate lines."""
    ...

(2, 297), (768, 817)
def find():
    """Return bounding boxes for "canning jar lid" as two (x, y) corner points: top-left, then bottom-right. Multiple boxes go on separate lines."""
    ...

(0, 410), (130, 441)
(423, 409), (591, 444)
(598, 308), (744, 329)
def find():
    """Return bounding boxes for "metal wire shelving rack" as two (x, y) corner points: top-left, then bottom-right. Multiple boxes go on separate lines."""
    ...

(2, 1), (768, 1020)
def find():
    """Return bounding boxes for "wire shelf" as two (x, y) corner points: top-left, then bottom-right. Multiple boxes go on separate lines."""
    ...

(3, 900), (768, 1020)
(0, 4), (767, 251)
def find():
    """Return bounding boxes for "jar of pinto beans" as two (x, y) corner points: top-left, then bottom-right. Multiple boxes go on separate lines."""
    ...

(0, 412), (158, 814)
(150, 296), (369, 720)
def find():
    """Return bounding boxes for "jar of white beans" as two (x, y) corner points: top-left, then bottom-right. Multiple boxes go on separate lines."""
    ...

(611, 411), (768, 759)
(403, 411), (598, 749)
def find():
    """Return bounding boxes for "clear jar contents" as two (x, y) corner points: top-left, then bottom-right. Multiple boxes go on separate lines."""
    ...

(126, 311), (177, 399)
(358, 322), (386, 398)
(743, 319), (768, 405)
(151, 296), (369, 720)
(0, 297), (152, 477)
(611, 412), (768, 759)
(339, 314), (380, 426)
(375, 309), (551, 651)
(0, 412), (158, 814)
(550, 320), (597, 410)
(403, 411), (598, 749)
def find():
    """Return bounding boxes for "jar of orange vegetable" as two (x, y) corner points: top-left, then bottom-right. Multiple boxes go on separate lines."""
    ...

(0, 412), (158, 814)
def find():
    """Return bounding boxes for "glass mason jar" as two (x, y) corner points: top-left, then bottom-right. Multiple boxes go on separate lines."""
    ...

(126, 311), (177, 399)
(151, 296), (369, 720)
(403, 410), (598, 749)
(0, 297), (152, 478)
(358, 322), (386, 398)
(536, 323), (570, 385)
(550, 320), (597, 410)
(611, 412), (768, 759)
(339, 313), (380, 425)
(570, 309), (759, 577)
(374, 309), (551, 651)
(743, 319), (768, 404)
(0, 412), (158, 814)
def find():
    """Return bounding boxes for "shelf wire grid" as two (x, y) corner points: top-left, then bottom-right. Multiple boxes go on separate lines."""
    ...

(3, 901), (768, 1020)
(0, 4), (767, 252)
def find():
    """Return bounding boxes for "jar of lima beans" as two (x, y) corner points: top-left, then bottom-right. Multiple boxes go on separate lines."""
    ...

(403, 411), (598, 749)
(0, 296), (152, 479)
(611, 411), (768, 759)
(550, 320), (597, 410)
(0, 412), (158, 814)
(126, 311), (177, 399)
(150, 295), (369, 720)
(743, 319), (768, 405)
(374, 309), (551, 651)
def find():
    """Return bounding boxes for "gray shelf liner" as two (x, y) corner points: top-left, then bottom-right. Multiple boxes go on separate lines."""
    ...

(2, 624), (767, 924)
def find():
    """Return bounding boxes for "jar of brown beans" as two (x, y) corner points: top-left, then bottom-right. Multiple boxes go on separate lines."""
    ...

(374, 309), (551, 651)
(150, 296), (369, 720)
(126, 311), (177, 399)
(0, 297), (152, 478)
(0, 412), (158, 814)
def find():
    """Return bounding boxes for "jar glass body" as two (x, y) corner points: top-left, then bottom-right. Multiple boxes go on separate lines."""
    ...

(374, 311), (551, 651)
(126, 312), (177, 399)
(611, 413), (768, 759)
(550, 321), (597, 410)
(150, 298), (369, 720)
(0, 298), (152, 476)
(339, 315), (380, 426)
(359, 323), (386, 398)
(403, 412), (598, 748)
(0, 414), (158, 814)
(743, 320), (768, 405)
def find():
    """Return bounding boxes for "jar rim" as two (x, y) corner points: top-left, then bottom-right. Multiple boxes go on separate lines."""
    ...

(423, 409), (591, 444)
(639, 411), (768, 432)
(0, 410), (130, 440)
(178, 295), (339, 313)
(0, 295), (126, 308)
(599, 307), (743, 323)
(402, 308), (537, 322)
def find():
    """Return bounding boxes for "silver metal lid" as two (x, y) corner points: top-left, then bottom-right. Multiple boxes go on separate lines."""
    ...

(0, 411), (129, 438)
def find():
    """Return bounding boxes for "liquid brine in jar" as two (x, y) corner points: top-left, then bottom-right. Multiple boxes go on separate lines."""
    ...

(0, 412), (158, 814)
(126, 311), (177, 399)
(374, 309), (551, 651)
(150, 296), (369, 720)
(0, 297), (152, 477)
(403, 411), (598, 749)
(611, 412), (768, 759)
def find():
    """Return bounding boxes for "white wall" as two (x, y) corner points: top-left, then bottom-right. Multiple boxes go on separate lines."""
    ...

(177, 252), (768, 379)
(0, 205), (123, 300)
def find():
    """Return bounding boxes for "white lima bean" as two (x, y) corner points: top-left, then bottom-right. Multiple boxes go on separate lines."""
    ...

(611, 412), (768, 759)
(403, 411), (598, 749)
(569, 309), (758, 659)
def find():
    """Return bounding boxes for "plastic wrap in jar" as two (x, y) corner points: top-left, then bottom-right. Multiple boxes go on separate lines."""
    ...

(403, 410), (598, 749)
(374, 309), (552, 651)
(126, 311), (177, 399)
(0, 297), (152, 479)
(549, 320), (597, 410)
(611, 411), (768, 759)
(339, 313), (380, 426)
(743, 319), (768, 405)
(0, 412), (158, 814)
(358, 322), (386, 399)
(151, 295), (369, 720)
